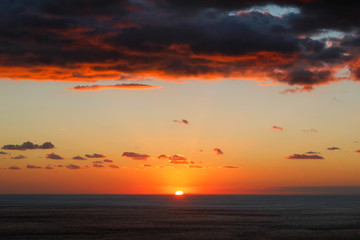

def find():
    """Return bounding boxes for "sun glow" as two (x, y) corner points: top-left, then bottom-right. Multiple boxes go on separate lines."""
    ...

(174, 190), (184, 196)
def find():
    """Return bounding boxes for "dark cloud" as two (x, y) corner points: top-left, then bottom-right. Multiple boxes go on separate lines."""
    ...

(122, 152), (150, 160)
(57, 165), (63, 167)
(26, 164), (42, 169)
(73, 156), (86, 160)
(271, 126), (283, 131)
(214, 148), (224, 155)
(173, 119), (189, 125)
(12, 155), (26, 159)
(0, 151), (7, 154)
(46, 153), (64, 160)
(2, 141), (55, 150)
(103, 159), (113, 163)
(66, 164), (81, 169)
(354, 149), (360, 153)
(85, 153), (106, 158)
(8, 166), (20, 170)
(223, 166), (239, 169)
(286, 154), (324, 160)
(0, 0), (358, 91)
(93, 163), (104, 168)
(109, 164), (119, 168)
(327, 147), (341, 151)
(44, 165), (54, 170)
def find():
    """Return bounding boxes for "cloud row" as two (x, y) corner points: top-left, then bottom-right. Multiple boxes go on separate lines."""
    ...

(2, 141), (54, 150)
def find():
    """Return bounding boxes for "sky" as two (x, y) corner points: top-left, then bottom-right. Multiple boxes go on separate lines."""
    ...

(0, 0), (360, 194)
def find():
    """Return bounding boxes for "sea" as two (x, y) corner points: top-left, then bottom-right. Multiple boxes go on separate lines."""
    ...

(0, 194), (359, 239)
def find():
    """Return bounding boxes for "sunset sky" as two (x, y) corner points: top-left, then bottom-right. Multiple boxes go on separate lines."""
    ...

(0, 0), (359, 194)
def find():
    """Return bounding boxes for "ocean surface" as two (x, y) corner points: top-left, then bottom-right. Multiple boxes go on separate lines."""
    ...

(0, 194), (359, 239)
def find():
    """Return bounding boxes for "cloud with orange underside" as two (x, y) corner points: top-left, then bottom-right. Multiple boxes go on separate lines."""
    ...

(0, 0), (358, 92)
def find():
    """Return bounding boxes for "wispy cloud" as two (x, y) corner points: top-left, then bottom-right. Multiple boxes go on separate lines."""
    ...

(271, 126), (283, 131)
(93, 163), (104, 168)
(173, 119), (189, 125)
(69, 84), (161, 91)
(12, 155), (26, 159)
(302, 129), (319, 133)
(213, 148), (224, 155)
(327, 147), (341, 150)
(223, 166), (239, 169)
(109, 164), (119, 169)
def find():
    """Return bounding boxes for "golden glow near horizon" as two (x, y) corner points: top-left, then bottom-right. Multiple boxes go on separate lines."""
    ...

(175, 191), (184, 196)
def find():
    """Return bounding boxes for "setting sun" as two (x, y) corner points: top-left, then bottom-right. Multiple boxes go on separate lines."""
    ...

(174, 191), (184, 196)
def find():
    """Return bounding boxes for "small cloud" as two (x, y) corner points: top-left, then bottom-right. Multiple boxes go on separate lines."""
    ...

(190, 161), (195, 164)
(109, 164), (119, 168)
(302, 129), (319, 133)
(73, 156), (86, 160)
(354, 149), (360, 153)
(93, 163), (104, 168)
(44, 165), (54, 170)
(173, 119), (189, 125)
(158, 154), (188, 164)
(0, 151), (7, 154)
(26, 164), (41, 169)
(66, 164), (81, 170)
(272, 126), (283, 131)
(214, 148), (224, 155)
(144, 164), (151, 167)
(279, 86), (313, 94)
(223, 166), (239, 169)
(8, 166), (20, 170)
(103, 159), (113, 163)
(92, 160), (103, 164)
(168, 155), (188, 164)
(2, 141), (54, 150)
(85, 153), (106, 158)
(157, 154), (169, 159)
(286, 154), (324, 160)
(189, 165), (203, 168)
(57, 165), (63, 167)
(69, 83), (161, 91)
(46, 153), (64, 160)
(327, 147), (341, 150)
(12, 155), (26, 159)
(122, 152), (150, 160)
(305, 151), (320, 154)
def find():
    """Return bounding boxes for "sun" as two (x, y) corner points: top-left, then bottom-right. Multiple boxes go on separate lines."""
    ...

(174, 190), (184, 196)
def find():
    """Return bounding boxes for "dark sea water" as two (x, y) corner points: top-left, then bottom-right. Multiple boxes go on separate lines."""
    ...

(0, 195), (359, 239)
